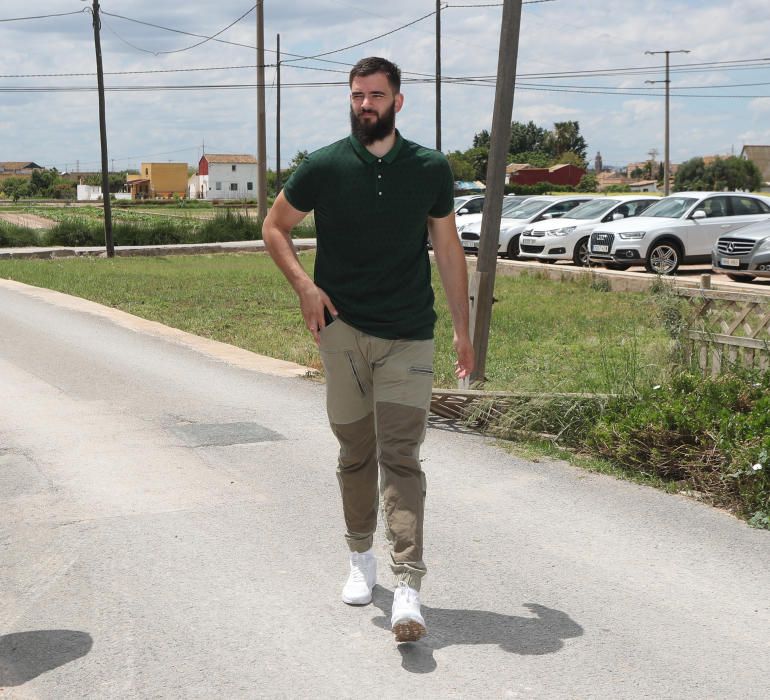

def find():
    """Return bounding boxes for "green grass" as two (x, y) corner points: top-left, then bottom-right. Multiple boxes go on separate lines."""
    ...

(0, 252), (671, 390)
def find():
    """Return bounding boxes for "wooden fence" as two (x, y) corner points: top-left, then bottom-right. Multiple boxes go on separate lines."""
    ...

(676, 288), (770, 376)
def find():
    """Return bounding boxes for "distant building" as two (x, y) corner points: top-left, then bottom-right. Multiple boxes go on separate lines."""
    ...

(594, 151), (603, 173)
(741, 145), (770, 182)
(127, 162), (188, 199)
(190, 154), (258, 200)
(628, 180), (659, 193)
(506, 162), (585, 188)
(0, 161), (43, 175)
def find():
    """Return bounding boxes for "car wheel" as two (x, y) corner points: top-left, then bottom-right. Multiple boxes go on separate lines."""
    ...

(604, 262), (631, 271)
(506, 235), (520, 259)
(572, 237), (590, 266)
(727, 273), (756, 283)
(645, 241), (681, 275)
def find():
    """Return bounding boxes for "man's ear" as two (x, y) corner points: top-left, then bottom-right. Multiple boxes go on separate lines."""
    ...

(394, 92), (404, 113)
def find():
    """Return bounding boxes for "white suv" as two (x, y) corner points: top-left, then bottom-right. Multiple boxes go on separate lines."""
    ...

(588, 192), (770, 274)
(459, 195), (595, 258)
(519, 196), (657, 266)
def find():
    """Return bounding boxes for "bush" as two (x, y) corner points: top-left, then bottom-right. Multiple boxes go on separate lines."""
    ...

(0, 221), (40, 247)
(195, 210), (261, 242)
(44, 219), (104, 247)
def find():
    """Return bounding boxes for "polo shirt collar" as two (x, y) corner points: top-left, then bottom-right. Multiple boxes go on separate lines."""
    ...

(349, 129), (404, 164)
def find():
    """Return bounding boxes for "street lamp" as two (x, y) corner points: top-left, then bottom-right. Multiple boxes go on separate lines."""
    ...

(645, 49), (690, 196)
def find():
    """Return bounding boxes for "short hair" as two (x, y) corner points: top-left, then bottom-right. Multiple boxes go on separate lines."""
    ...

(349, 57), (401, 93)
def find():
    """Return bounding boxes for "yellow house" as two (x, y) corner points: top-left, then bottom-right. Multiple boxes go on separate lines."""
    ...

(127, 162), (188, 199)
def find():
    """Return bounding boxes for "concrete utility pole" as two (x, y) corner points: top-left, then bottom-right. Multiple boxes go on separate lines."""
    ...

(85, 0), (114, 257)
(256, 1), (268, 219)
(435, 0), (442, 151)
(276, 33), (282, 194)
(466, 0), (523, 386)
(645, 49), (690, 196)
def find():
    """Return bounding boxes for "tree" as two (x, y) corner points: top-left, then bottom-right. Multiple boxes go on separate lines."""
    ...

(674, 157), (707, 191)
(464, 146), (490, 181)
(446, 151), (475, 182)
(2, 177), (30, 202)
(553, 150), (586, 168)
(509, 120), (549, 155)
(577, 173), (598, 192)
(547, 121), (587, 162)
(472, 129), (490, 149)
(509, 150), (551, 168)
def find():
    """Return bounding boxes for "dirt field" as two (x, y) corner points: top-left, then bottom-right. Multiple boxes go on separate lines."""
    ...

(0, 212), (56, 229)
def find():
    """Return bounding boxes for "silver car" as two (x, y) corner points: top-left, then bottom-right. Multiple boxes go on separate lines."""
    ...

(712, 218), (770, 282)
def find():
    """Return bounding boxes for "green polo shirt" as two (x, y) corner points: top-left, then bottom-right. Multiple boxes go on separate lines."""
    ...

(282, 131), (454, 340)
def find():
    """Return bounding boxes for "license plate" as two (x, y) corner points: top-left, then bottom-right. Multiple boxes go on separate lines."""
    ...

(462, 241), (477, 249)
(720, 257), (740, 267)
(593, 244), (609, 253)
(521, 237), (535, 245)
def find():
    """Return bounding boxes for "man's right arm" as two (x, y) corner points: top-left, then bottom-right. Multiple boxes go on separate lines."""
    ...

(262, 191), (338, 345)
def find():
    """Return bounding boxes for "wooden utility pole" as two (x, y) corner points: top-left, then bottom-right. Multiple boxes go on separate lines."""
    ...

(88, 0), (114, 257)
(276, 33), (282, 193)
(256, 1), (268, 219)
(435, 0), (441, 151)
(466, 0), (523, 385)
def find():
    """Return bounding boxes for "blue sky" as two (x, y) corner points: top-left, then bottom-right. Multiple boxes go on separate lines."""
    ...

(1, 1), (769, 173)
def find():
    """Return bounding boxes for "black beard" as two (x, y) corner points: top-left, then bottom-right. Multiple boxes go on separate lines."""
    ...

(350, 102), (396, 145)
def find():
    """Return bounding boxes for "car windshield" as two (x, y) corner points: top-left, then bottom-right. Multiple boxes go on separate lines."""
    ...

(566, 199), (618, 220)
(502, 198), (551, 219)
(642, 197), (697, 218)
(454, 197), (472, 208)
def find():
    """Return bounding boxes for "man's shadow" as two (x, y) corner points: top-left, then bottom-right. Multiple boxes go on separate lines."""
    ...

(371, 587), (583, 673)
(0, 630), (93, 687)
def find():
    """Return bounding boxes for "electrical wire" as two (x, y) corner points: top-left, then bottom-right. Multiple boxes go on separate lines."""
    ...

(0, 9), (87, 23)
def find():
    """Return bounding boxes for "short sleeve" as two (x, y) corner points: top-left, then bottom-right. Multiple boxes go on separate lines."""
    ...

(282, 155), (316, 213)
(428, 156), (455, 218)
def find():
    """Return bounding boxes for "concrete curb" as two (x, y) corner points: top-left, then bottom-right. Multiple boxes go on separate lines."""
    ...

(0, 278), (318, 379)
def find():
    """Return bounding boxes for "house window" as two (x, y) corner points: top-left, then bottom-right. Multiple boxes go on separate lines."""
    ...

(230, 183), (238, 191)
(231, 165), (236, 172)
(215, 181), (222, 190)
(145, 168), (149, 176)
(247, 182), (253, 191)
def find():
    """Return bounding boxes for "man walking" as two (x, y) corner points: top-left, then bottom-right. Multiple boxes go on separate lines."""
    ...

(263, 56), (474, 642)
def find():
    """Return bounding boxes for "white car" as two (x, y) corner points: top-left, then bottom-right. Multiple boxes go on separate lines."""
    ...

(454, 195), (485, 217)
(518, 196), (658, 266)
(459, 195), (596, 258)
(588, 192), (770, 274)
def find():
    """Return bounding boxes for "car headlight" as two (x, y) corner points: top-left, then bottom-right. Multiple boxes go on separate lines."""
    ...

(553, 226), (576, 236)
(456, 224), (468, 233)
(758, 237), (770, 253)
(617, 231), (646, 240)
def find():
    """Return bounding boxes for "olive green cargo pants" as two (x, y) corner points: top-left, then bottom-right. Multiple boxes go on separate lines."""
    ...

(319, 318), (434, 591)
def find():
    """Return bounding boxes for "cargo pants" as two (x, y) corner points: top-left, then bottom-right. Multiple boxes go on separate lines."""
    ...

(319, 318), (434, 591)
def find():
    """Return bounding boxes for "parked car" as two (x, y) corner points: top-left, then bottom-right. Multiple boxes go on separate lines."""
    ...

(518, 196), (658, 266)
(459, 195), (596, 258)
(454, 195), (485, 217)
(588, 192), (770, 274)
(712, 218), (770, 282)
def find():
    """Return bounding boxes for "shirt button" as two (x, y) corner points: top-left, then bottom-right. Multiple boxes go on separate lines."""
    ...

(378, 192), (382, 196)
(378, 159), (382, 163)
(378, 175), (382, 179)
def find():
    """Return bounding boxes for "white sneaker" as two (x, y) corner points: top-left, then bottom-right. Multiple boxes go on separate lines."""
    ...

(341, 549), (376, 605)
(391, 582), (427, 642)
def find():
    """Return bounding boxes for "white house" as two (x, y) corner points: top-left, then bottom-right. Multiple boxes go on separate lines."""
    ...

(190, 153), (258, 200)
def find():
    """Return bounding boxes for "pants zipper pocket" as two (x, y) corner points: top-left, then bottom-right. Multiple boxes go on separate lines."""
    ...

(345, 351), (367, 396)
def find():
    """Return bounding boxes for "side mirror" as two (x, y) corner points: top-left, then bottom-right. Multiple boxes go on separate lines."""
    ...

(457, 208), (469, 215)
(691, 209), (706, 220)
(541, 213), (553, 219)
(612, 212), (625, 220)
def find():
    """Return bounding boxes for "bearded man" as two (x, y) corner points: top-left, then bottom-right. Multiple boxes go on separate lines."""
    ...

(263, 56), (474, 643)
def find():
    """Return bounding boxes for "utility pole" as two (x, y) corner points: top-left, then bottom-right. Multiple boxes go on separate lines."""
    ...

(85, 0), (113, 256)
(435, 0), (441, 151)
(276, 33), (282, 194)
(467, 0), (523, 386)
(256, 0), (268, 219)
(645, 49), (690, 196)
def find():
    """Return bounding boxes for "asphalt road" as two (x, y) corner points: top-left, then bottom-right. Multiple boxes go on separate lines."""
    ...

(1, 280), (769, 699)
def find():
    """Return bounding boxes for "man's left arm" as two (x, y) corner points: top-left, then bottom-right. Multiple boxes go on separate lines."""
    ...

(427, 213), (475, 379)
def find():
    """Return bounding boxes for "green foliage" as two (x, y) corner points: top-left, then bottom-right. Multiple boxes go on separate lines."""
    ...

(196, 210), (261, 243)
(577, 173), (598, 192)
(675, 156), (762, 192)
(509, 121), (549, 154)
(549, 121), (588, 162)
(509, 150), (552, 168)
(446, 151), (475, 181)
(2, 177), (30, 202)
(0, 220), (40, 246)
(604, 184), (632, 193)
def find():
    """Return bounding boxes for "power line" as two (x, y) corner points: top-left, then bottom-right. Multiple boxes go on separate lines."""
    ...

(0, 9), (87, 23)
(101, 4), (256, 56)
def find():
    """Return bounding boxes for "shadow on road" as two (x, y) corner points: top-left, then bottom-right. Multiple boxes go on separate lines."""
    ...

(0, 630), (93, 687)
(371, 587), (582, 673)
